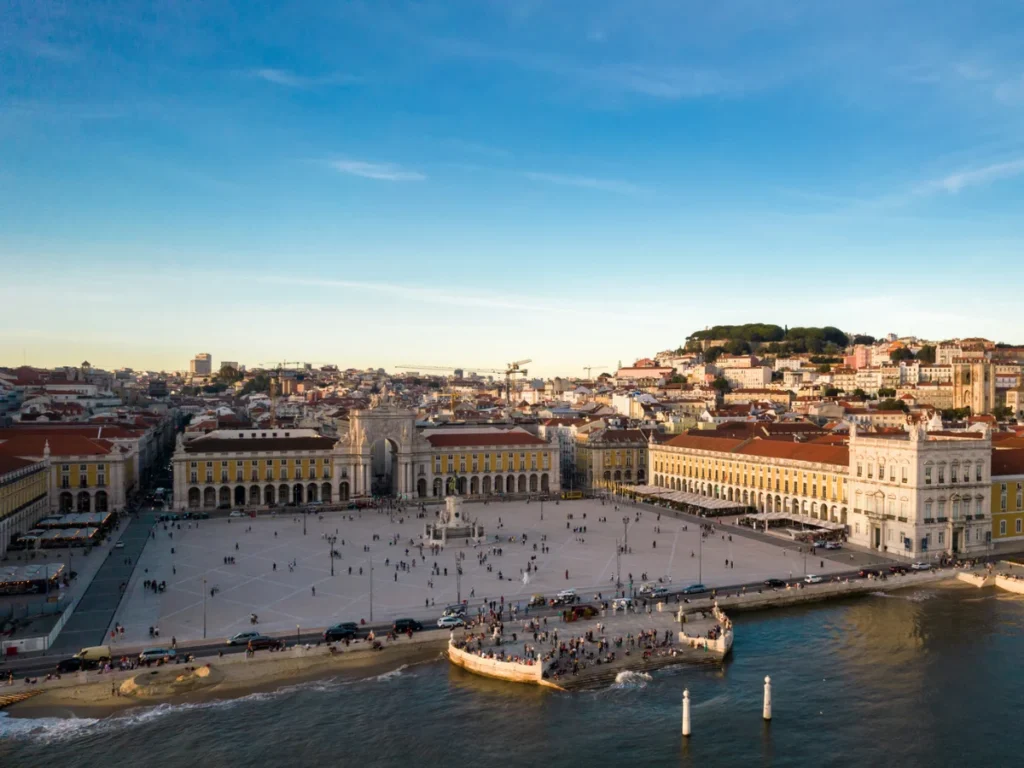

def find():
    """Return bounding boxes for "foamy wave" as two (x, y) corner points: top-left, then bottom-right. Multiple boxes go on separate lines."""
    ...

(0, 711), (99, 740)
(369, 664), (408, 682)
(871, 591), (935, 603)
(611, 670), (652, 689)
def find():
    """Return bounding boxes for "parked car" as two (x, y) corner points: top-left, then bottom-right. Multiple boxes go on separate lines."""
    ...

(611, 597), (633, 611)
(246, 635), (284, 650)
(825, 541), (842, 550)
(227, 630), (262, 646)
(649, 587), (670, 599)
(528, 594), (546, 607)
(570, 604), (600, 620)
(393, 618), (423, 633)
(139, 648), (177, 664)
(804, 574), (823, 584)
(859, 568), (882, 578)
(437, 615), (466, 628)
(114, 542), (125, 549)
(813, 539), (827, 548)
(889, 564), (909, 574)
(56, 657), (88, 673)
(323, 622), (362, 642)
(229, 510), (244, 518)
(910, 562), (932, 571)
(681, 583), (707, 595)
(556, 588), (577, 600)
(442, 604), (467, 618)
(763, 578), (787, 589)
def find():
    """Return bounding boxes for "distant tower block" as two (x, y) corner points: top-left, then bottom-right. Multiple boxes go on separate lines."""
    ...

(423, 496), (484, 547)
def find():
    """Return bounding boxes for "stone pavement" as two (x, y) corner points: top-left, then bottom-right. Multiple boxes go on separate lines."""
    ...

(106, 499), (857, 646)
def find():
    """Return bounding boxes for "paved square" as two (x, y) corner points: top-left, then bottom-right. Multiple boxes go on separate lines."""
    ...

(109, 499), (850, 645)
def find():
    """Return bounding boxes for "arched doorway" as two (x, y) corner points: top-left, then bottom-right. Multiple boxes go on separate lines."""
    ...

(218, 487), (230, 508)
(293, 484), (304, 505)
(637, 469), (645, 483)
(265, 485), (275, 505)
(322, 483), (332, 503)
(529, 474), (538, 492)
(60, 491), (74, 512)
(470, 476), (479, 495)
(249, 485), (260, 505)
(370, 438), (399, 496)
(456, 476), (467, 495)
(95, 490), (108, 512)
(494, 475), (504, 494)
(188, 488), (200, 508)
(203, 488), (216, 508)
(518, 474), (527, 493)
(235, 486), (246, 506)
(508, 475), (515, 494)
(340, 481), (350, 501)
(78, 491), (91, 512)
(613, 470), (621, 482)
(541, 474), (549, 492)
(482, 476), (492, 494)
(431, 478), (441, 497)
(417, 478), (427, 497)
(307, 483), (318, 502)
(279, 484), (290, 504)
(603, 471), (611, 483)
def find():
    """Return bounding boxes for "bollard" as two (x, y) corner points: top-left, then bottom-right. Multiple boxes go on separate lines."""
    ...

(763, 676), (772, 721)
(682, 689), (691, 736)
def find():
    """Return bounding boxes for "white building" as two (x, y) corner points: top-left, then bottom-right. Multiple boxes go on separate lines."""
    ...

(847, 425), (991, 558)
(721, 366), (771, 390)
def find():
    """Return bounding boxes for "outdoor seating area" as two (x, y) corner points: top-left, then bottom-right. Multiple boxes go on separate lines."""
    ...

(738, 512), (846, 535)
(0, 562), (66, 595)
(627, 485), (749, 516)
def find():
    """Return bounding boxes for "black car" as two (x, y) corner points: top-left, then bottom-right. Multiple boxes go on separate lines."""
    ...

(763, 578), (787, 588)
(246, 635), (284, 650)
(323, 622), (363, 642)
(392, 618), (423, 633)
(56, 657), (88, 673)
(889, 564), (909, 574)
(859, 568), (882, 578)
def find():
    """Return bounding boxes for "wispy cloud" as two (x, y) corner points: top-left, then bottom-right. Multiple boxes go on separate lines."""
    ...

(329, 159), (425, 182)
(522, 171), (644, 195)
(917, 158), (1024, 194)
(252, 68), (359, 89)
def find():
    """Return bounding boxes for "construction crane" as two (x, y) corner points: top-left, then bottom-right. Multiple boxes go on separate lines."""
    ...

(582, 365), (607, 379)
(398, 359), (532, 406)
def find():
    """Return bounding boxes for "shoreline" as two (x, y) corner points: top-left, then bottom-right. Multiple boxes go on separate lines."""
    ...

(4, 572), (969, 719)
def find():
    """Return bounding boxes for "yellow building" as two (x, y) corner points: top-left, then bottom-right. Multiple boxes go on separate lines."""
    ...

(648, 433), (850, 524)
(992, 449), (1024, 542)
(425, 431), (556, 496)
(574, 428), (657, 490)
(0, 455), (50, 556)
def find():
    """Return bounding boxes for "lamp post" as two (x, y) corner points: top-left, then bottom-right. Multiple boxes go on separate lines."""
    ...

(540, 497), (544, 521)
(327, 534), (337, 577)
(303, 506), (307, 536)
(369, 559), (374, 621)
(296, 624), (300, 647)
(202, 577), (207, 639)
(456, 560), (462, 604)
(623, 516), (629, 552)
(615, 538), (621, 590)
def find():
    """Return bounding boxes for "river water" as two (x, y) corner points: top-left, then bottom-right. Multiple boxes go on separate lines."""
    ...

(2, 582), (1021, 767)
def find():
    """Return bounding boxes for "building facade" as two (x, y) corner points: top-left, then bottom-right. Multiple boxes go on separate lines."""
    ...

(992, 449), (1024, 544)
(847, 427), (991, 557)
(0, 455), (49, 557)
(952, 359), (996, 414)
(172, 407), (559, 510)
(190, 353), (213, 376)
(574, 429), (653, 490)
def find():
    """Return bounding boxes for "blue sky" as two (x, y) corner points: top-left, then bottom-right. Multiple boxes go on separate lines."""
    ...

(3, 1), (1024, 375)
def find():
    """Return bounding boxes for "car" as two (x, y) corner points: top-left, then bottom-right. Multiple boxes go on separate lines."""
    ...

(889, 564), (909, 574)
(813, 539), (827, 548)
(556, 588), (577, 600)
(246, 635), (283, 650)
(763, 578), (787, 589)
(859, 568), (882, 578)
(138, 648), (177, 664)
(437, 615), (466, 628)
(229, 510), (243, 518)
(611, 597), (633, 611)
(637, 582), (657, 596)
(441, 604), (467, 618)
(323, 622), (361, 642)
(56, 657), (88, 673)
(649, 587), (670, 599)
(910, 562), (932, 571)
(528, 594), (546, 607)
(681, 583), (707, 595)
(227, 630), (262, 646)
(825, 541), (843, 550)
(393, 618), (423, 633)
(113, 542), (125, 549)
(803, 574), (823, 584)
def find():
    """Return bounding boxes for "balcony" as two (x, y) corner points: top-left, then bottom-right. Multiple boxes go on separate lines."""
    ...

(897, 516), (908, 523)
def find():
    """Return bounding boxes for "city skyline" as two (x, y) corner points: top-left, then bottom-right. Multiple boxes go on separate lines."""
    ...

(4, 1), (1024, 374)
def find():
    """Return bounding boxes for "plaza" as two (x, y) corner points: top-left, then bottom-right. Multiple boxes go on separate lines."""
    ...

(107, 498), (855, 645)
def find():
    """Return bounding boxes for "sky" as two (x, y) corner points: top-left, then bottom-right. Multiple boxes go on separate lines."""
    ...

(2, 0), (1024, 376)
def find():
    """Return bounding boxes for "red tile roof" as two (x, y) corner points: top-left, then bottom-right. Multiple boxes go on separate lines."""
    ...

(992, 449), (1024, 477)
(736, 439), (849, 467)
(0, 454), (44, 476)
(426, 432), (547, 448)
(0, 433), (114, 457)
(663, 434), (746, 452)
(183, 435), (336, 454)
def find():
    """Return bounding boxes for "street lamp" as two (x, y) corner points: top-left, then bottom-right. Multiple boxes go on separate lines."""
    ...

(327, 534), (338, 577)
(615, 538), (622, 590)
(303, 506), (307, 536)
(540, 497), (544, 521)
(456, 560), (462, 604)
(623, 516), (629, 552)
(202, 577), (207, 639)
(369, 559), (374, 621)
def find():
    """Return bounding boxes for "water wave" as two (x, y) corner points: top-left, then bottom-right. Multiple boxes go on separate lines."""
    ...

(611, 670), (652, 689)
(870, 591), (935, 603)
(369, 664), (408, 682)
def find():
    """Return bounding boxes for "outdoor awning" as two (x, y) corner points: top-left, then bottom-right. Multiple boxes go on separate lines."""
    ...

(739, 512), (845, 531)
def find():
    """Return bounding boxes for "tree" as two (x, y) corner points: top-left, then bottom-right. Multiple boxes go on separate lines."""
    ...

(724, 339), (751, 355)
(216, 365), (242, 383)
(879, 398), (908, 412)
(992, 405), (1014, 420)
(852, 388), (867, 399)
(817, 363), (832, 374)
(890, 348), (915, 362)
(240, 373), (271, 395)
(916, 345), (936, 364)
(823, 387), (841, 398)
(878, 387), (897, 398)
(852, 334), (875, 345)
(711, 376), (731, 394)
(703, 347), (724, 364)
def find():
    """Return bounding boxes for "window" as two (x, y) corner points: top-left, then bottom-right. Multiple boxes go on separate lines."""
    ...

(976, 463), (982, 482)
(855, 522), (860, 534)
(867, 464), (873, 479)
(925, 465), (932, 484)
(939, 532), (945, 545)
(1017, 519), (1022, 534)
(878, 462), (884, 479)
(975, 498), (983, 517)
(924, 500), (933, 519)
(901, 466), (908, 484)
(1018, 484), (1023, 509)
(965, 464), (971, 482)
(889, 465), (895, 482)
(952, 498), (960, 520)
(938, 464), (945, 484)
(1002, 484), (1008, 512)
(857, 462), (863, 478)
(951, 462), (959, 483)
